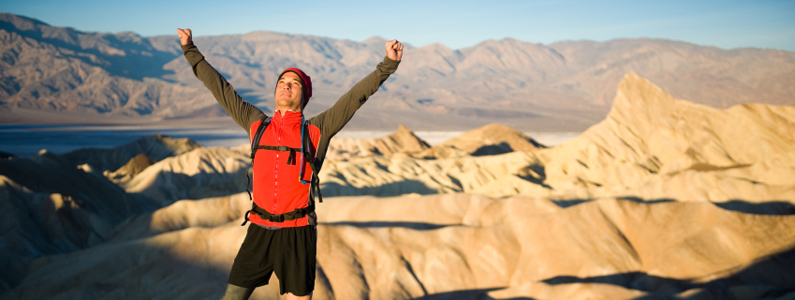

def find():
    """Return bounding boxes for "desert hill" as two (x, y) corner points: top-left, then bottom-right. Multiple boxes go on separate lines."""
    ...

(417, 123), (546, 158)
(2, 13), (794, 131)
(325, 124), (431, 161)
(104, 153), (155, 183)
(5, 194), (794, 299)
(0, 150), (160, 291)
(119, 146), (251, 204)
(317, 73), (795, 204)
(1, 73), (794, 299)
(60, 133), (202, 173)
(538, 73), (795, 202)
(0, 134), (218, 293)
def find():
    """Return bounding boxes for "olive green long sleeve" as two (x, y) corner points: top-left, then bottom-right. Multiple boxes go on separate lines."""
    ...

(182, 42), (264, 137)
(182, 41), (400, 164)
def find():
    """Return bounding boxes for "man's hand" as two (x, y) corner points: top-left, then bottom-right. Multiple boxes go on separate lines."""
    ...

(385, 39), (403, 61)
(177, 28), (192, 45)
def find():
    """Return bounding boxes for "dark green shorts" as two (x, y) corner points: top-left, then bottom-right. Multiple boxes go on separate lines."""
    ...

(227, 224), (317, 296)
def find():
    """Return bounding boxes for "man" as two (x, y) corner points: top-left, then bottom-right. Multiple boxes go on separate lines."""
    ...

(177, 28), (402, 300)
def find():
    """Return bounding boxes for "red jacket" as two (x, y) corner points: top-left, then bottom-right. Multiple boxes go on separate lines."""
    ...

(248, 110), (320, 228)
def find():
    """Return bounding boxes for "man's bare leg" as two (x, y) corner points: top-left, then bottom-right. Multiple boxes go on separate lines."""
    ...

(286, 292), (312, 300)
(220, 284), (254, 300)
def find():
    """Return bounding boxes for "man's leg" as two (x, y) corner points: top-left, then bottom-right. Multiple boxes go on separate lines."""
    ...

(275, 226), (317, 299)
(220, 284), (254, 300)
(225, 225), (276, 299)
(285, 292), (312, 300)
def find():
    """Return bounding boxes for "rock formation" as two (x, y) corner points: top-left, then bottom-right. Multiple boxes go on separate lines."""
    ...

(325, 124), (431, 161)
(538, 73), (795, 203)
(319, 73), (795, 206)
(416, 123), (546, 158)
(119, 146), (251, 204)
(105, 153), (155, 184)
(59, 134), (202, 173)
(4, 194), (794, 299)
(0, 150), (159, 292)
(1, 73), (794, 299)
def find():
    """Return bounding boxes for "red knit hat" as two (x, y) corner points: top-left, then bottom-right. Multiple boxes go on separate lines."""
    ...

(278, 68), (312, 103)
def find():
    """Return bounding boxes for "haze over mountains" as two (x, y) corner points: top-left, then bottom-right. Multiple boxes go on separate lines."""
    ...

(2, 13), (794, 131)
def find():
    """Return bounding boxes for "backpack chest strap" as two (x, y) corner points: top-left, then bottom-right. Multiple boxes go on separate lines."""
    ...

(254, 145), (301, 165)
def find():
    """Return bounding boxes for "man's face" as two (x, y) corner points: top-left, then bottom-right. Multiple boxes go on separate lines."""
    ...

(274, 72), (304, 112)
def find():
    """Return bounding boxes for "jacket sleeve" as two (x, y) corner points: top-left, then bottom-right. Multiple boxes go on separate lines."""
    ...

(312, 56), (400, 138)
(182, 42), (264, 137)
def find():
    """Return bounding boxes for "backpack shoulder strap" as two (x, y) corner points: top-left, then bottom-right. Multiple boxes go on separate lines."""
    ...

(250, 117), (271, 159)
(300, 119), (323, 203)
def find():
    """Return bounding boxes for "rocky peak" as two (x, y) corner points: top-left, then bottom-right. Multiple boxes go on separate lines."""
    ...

(417, 123), (545, 159)
(59, 134), (202, 173)
(326, 125), (431, 161)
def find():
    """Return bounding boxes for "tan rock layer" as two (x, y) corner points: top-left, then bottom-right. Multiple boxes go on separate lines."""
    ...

(6, 194), (794, 299)
(320, 73), (795, 204)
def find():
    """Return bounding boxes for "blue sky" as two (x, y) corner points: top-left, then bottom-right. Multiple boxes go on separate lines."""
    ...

(2, 0), (794, 51)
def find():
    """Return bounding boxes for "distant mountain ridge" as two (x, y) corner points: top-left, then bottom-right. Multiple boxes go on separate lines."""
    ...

(1, 13), (793, 131)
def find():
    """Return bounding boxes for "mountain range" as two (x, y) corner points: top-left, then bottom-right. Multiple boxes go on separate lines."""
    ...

(1, 13), (793, 131)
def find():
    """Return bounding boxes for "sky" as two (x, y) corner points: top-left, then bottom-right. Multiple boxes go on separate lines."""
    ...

(2, 0), (794, 51)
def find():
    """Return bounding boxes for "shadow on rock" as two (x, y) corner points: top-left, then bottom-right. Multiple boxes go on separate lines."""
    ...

(414, 287), (536, 300)
(321, 221), (460, 230)
(541, 245), (795, 299)
(714, 200), (795, 215)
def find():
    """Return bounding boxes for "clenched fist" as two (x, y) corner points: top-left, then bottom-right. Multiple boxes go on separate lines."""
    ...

(177, 28), (192, 45)
(385, 39), (403, 61)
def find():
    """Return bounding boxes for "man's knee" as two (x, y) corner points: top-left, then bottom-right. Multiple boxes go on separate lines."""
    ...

(285, 292), (312, 300)
(220, 284), (254, 300)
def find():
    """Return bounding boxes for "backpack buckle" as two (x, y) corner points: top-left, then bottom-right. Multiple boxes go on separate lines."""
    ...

(268, 214), (285, 223)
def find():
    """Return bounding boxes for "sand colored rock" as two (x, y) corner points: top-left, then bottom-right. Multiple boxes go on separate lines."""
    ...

(320, 151), (547, 198)
(108, 193), (251, 242)
(2, 73), (794, 299)
(320, 74), (795, 206)
(326, 124), (431, 161)
(59, 133), (202, 173)
(104, 153), (155, 184)
(120, 146), (251, 204)
(416, 123), (545, 158)
(4, 194), (794, 299)
(0, 138), (243, 294)
(0, 150), (159, 293)
(320, 124), (551, 198)
(537, 73), (795, 202)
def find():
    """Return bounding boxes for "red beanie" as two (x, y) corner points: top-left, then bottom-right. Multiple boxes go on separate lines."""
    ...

(278, 68), (312, 103)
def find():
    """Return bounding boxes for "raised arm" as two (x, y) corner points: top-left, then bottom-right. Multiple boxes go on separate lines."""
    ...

(311, 39), (403, 136)
(178, 28), (264, 136)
